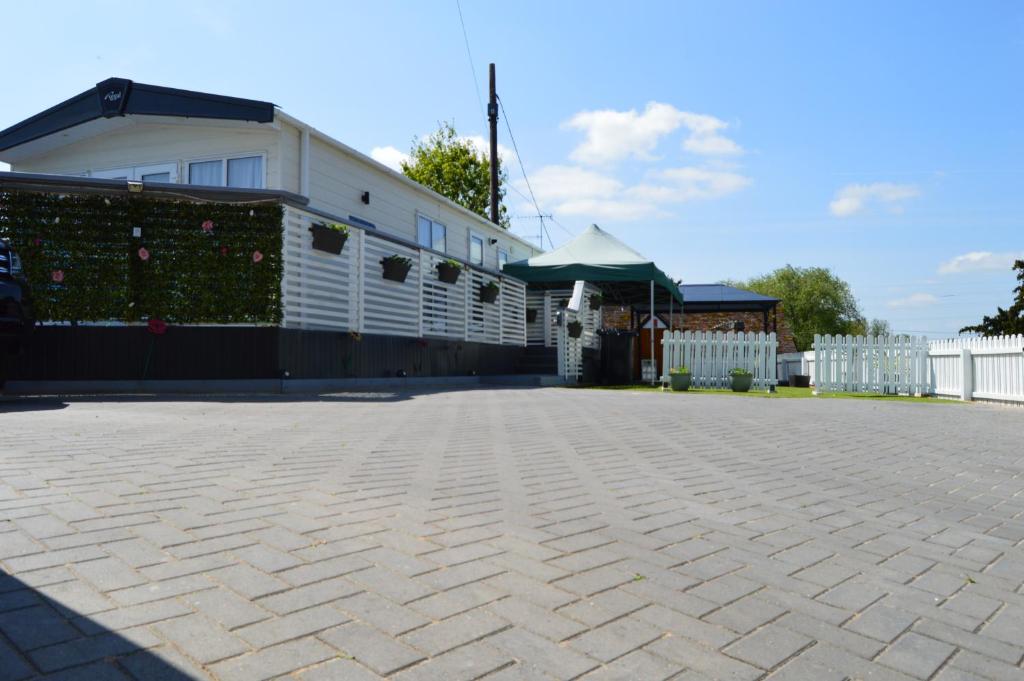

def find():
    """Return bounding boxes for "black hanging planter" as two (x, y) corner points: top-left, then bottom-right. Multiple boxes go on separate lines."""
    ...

(588, 295), (603, 311)
(526, 308), (539, 323)
(381, 255), (413, 283)
(309, 222), (348, 255)
(437, 260), (462, 284)
(567, 320), (583, 338)
(479, 282), (500, 304)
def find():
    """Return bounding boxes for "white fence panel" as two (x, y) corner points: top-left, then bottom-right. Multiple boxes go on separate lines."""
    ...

(466, 270), (502, 345)
(362, 234), (421, 338)
(813, 334), (929, 395)
(929, 335), (1024, 404)
(557, 322), (584, 382)
(525, 290), (546, 346)
(500, 278), (527, 346)
(419, 251), (467, 340)
(661, 330), (778, 391)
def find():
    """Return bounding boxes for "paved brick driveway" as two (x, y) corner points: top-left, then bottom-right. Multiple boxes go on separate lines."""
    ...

(1, 388), (1024, 681)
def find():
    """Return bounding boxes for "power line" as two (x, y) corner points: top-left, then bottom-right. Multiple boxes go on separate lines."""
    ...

(455, 0), (486, 124)
(497, 94), (553, 249)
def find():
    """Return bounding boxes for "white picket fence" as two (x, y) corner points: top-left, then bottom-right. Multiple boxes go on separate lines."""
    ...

(929, 335), (1024, 404)
(661, 331), (779, 391)
(813, 334), (930, 395)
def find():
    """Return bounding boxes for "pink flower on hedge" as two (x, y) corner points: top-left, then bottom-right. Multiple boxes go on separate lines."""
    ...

(138, 247), (150, 261)
(202, 219), (214, 233)
(35, 237), (43, 247)
(252, 250), (264, 263)
(220, 246), (229, 256)
(147, 318), (168, 335)
(51, 269), (64, 283)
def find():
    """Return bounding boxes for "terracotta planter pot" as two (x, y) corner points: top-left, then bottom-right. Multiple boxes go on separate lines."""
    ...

(526, 308), (538, 323)
(381, 258), (412, 283)
(567, 321), (583, 338)
(309, 224), (347, 254)
(669, 373), (692, 391)
(437, 262), (461, 284)
(479, 285), (499, 304)
(731, 374), (753, 392)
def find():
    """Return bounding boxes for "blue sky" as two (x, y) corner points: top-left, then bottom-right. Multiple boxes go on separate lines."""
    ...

(3, 1), (1022, 336)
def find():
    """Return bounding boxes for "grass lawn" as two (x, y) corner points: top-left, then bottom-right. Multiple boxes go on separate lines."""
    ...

(573, 384), (956, 404)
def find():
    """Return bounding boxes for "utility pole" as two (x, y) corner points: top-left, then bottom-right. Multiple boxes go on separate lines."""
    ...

(488, 63), (499, 225)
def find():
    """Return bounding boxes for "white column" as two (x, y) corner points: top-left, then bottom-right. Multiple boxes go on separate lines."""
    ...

(960, 348), (973, 401)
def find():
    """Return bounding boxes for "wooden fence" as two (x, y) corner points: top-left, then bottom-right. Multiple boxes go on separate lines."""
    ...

(929, 335), (1024, 404)
(661, 330), (779, 391)
(281, 206), (526, 346)
(813, 334), (930, 395)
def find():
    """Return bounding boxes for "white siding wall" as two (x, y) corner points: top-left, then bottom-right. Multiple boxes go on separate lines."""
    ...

(301, 127), (533, 269)
(13, 121), (282, 187)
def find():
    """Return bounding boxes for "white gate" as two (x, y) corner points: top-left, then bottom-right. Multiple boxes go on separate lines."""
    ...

(813, 334), (929, 395)
(661, 331), (778, 391)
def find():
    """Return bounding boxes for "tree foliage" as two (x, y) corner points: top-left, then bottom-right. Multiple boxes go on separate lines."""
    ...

(401, 121), (509, 229)
(726, 265), (865, 351)
(960, 260), (1024, 335)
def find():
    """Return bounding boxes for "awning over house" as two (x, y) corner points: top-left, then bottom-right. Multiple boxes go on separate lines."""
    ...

(503, 224), (684, 307)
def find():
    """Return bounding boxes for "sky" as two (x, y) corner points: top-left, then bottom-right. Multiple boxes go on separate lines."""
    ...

(2, 1), (1022, 336)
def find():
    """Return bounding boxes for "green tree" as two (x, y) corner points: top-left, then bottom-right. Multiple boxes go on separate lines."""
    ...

(867, 318), (892, 337)
(960, 260), (1024, 335)
(401, 121), (509, 229)
(725, 265), (864, 351)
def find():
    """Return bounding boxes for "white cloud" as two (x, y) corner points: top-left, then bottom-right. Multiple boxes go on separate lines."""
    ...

(521, 164), (749, 222)
(938, 251), (1024, 274)
(460, 135), (516, 164)
(887, 293), (939, 308)
(829, 182), (920, 217)
(370, 146), (410, 172)
(564, 102), (741, 165)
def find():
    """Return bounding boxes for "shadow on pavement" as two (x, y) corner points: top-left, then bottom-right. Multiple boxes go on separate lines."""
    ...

(0, 571), (200, 680)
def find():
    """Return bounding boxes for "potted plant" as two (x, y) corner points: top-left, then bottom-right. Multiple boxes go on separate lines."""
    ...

(437, 258), (463, 284)
(526, 308), (538, 323)
(729, 367), (753, 392)
(381, 254), (413, 282)
(669, 366), (692, 391)
(567, 320), (583, 338)
(479, 281), (500, 303)
(309, 221), (349, 254)
(588, 294), (603, 310)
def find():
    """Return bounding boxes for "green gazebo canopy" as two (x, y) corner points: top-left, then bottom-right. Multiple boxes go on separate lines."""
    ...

(503, 224), (684, 307)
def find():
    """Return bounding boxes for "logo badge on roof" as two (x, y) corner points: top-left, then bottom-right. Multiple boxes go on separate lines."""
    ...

(96, 78), (132, 117)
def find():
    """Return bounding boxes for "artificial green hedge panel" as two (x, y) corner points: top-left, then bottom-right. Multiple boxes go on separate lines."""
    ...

(0, 190), (283, 324)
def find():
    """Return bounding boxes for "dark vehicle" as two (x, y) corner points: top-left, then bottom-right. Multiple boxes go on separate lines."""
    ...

(0, 240), (35, 387)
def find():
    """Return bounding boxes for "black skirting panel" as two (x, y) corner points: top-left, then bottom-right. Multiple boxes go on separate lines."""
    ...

(8, 326), (527, 381)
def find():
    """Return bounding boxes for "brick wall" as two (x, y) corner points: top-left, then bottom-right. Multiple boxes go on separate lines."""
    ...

(600, 306), (798, 354)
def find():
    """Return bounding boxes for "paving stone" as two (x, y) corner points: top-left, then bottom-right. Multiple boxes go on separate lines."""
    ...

(296, 657), (384, 680)
(208, 638), (337, 681)
(876, 632), (958, 679)
(320, 621), (426, 675)
(724, 625), (815, 670)
(581, 649), (685, 680)
(646, 635), (763, 681)
(335, 591), (432, 637)
(488, 628), (600, 680)
(569, 616), (664, 663)
(30, 626), (161, 673)
(153, 613), (249, 663)
(255, 575), (360, 614)
(400, 607), (508, 656)
(183, 587), (272, 629)
(489, 596), (588, 641)
(392, 641), (512, 681)
(235, 603), (349, 648)
(845, 603), (918, 643)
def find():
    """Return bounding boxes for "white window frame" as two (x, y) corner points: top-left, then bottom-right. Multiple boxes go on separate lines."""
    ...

(91, 162), (178, 183)
(497, 246), (509, 270)
(416, 213), (447, 253)
(185, 152), (267, 188)
(468, 230), (485, 266)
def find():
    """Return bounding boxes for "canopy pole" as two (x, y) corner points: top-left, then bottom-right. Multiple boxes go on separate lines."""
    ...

(650, 280), (655, 385)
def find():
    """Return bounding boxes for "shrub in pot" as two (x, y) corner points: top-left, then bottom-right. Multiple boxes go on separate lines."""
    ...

(381, 254), (413, 282)
(567, 320), (583, 338)
(588, 294), (603, 311)
(526, 308), (538, 323)
(668, 366), (692, 391)
(729, 367), (753, 392)
(437, 259), (462, 284)
(480, 281), (500, 303)
(310, 222), (349, 254)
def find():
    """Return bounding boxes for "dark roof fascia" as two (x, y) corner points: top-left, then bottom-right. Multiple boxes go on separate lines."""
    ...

(0, 171), (307, 206)
(659, 301), (778, 314)
(0, 78), (275, 152)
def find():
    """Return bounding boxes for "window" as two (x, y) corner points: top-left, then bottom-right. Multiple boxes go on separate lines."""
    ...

(92, 162), (177, 183)
(497, 248), (509, 270)
(469, 234), (484, 266)
(188, 160), (223, 186)
(227, 156), (263, 188)
(416, 215), (446, 252)
(188, 155), (264, 188)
